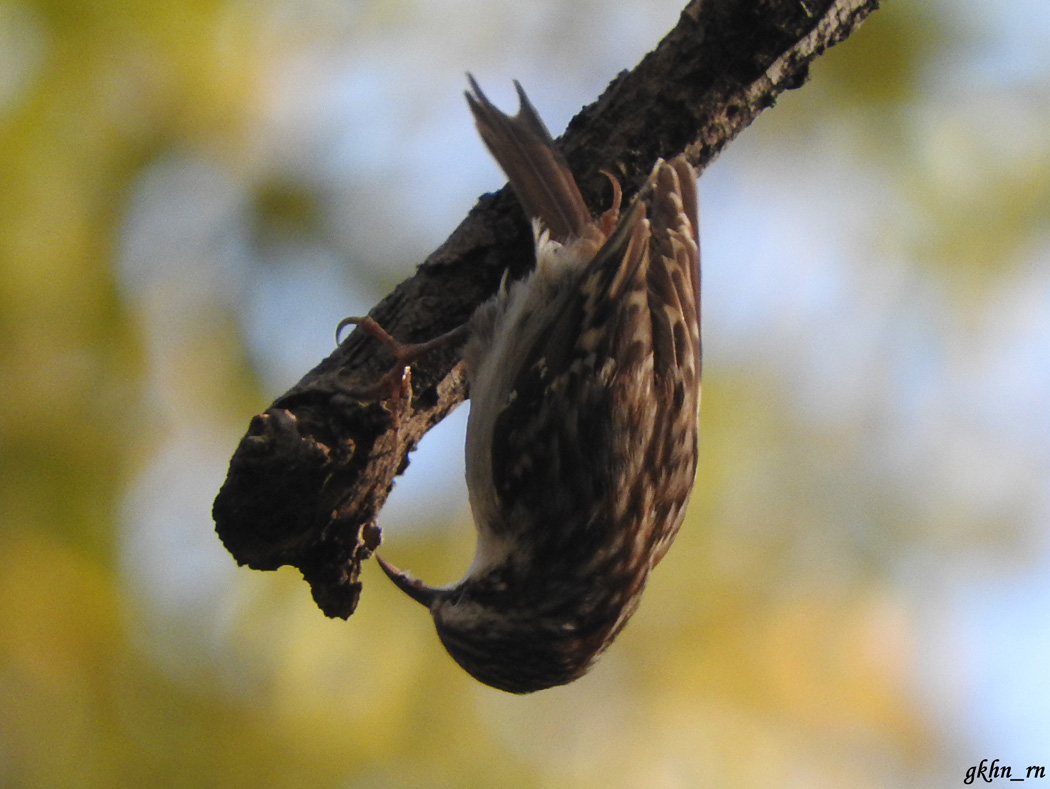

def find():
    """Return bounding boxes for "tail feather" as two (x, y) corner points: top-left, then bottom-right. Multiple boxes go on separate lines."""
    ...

(466, 76), (591, 242)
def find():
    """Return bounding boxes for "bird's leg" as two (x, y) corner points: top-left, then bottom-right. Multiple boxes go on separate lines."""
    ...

(335, 316), (469, 420)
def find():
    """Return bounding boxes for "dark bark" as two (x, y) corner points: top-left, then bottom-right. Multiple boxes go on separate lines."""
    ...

(213, 0), (880, 618)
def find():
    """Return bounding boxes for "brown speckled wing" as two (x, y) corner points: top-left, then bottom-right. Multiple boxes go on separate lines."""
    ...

(490, 159), (700, 575)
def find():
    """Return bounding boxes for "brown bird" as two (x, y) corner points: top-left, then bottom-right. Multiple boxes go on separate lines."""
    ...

(376, 77), (701, 693)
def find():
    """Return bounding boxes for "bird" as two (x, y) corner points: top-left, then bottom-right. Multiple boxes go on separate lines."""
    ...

(373, 77), (701, 693)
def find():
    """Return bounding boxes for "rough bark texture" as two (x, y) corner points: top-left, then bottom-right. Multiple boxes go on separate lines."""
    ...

(213, 0), (880, 618)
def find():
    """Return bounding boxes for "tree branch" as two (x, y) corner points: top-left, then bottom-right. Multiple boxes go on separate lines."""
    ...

(213, 0), (880, 618)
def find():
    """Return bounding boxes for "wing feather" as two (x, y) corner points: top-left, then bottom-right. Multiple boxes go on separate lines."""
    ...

(464, 83), (701, 567)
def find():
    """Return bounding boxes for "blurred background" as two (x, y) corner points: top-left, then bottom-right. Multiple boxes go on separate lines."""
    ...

(2, 0), (1049, 785)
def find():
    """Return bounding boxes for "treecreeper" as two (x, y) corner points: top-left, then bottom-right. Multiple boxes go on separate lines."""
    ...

(368, 78), (701, 692)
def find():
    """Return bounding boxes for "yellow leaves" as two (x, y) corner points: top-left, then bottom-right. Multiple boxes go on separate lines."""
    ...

(757, 590), (926, 746)
(0, 529), (127, 784)
(0, 528), (122, 690)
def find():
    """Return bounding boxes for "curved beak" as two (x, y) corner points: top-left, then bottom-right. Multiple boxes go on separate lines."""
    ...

(374, 554), (440, 608)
